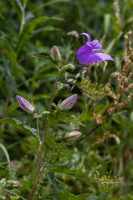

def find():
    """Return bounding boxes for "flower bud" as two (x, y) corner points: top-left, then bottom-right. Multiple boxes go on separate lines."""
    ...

(65, 131), (81, 140)
(51, 45), (62, 62)
(59, 94), (77, 110)
(15, 95), (35, 113)
(13, 181), (20, 187)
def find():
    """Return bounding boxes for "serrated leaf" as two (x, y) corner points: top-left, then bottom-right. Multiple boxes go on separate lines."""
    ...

(33, 53), (54, 63)
(0, 118), (37, 137)
(46, 172), (60, 190)
(44, 165), (94, 187)
(56, 179), (91, 200)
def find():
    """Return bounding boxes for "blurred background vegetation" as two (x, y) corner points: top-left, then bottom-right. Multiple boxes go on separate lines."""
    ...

(0, 0), (133, 199)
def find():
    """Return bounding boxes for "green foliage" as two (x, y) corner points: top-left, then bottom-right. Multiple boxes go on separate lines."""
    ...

(81, 77), (106, 100)
(0, 0), (133, 199)
(0, 118), (38, 137)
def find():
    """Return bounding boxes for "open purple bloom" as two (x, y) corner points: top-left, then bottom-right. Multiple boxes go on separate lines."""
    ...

(76, 33), (114, 65)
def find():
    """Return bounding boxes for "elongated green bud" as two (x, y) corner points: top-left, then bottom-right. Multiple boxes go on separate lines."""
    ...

(51, 45), (62, 62)
(15, 95), (35, 113)
(59, 94), (77, 110)
(65, 131), (81, 140)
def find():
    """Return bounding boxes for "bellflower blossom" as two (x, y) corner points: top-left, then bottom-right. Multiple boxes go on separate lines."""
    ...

(76, 33), (114, 65)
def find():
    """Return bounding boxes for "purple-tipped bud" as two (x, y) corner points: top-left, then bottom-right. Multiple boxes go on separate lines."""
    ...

(59, 94), (77, 110)
(65, 131), (81, 140)
(51, 45), (62, 62)
(15, 95), (35, 113)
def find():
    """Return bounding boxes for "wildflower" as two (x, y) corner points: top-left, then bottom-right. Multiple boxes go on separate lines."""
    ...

(76, 33), (114, 65)
(59, 94), (77, 110)
(65, 131), (81, 140)
(15, 95), (35, 113)
(51, 45), (62, 62)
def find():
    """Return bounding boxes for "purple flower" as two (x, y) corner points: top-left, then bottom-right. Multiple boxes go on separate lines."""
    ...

(15, 95), (35, 113)
(76, 33), (114, 65)
(59, 94), (77, 110)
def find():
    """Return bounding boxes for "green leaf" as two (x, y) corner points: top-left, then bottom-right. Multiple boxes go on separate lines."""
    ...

(84, 193), (107, 200)
(104, 14), (111, 35)
(104, 32), (122, 54)
(56, 180), (91, 200)
(32, 53), (56, 65)
(6, 103), (18, 116)
(17, 16), (49, 53)
(15, 0), (23, 12)
(2, 38), (17, 75)
(33, 0), (71, 11)
(0, 77), (7, 97)
(0, 143), (11, 177)
(0, 118), (38, 137)
(44, 165), (94, 187)
(46, 172), (60, 190)
(4, 189), (26, 200)
(32, 94), (50, 101)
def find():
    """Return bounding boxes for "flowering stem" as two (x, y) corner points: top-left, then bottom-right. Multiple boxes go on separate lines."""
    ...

(29, 69), (61, 200)
(29, 125), (48, 200)
(48, 70), (60, 111)
(36, 118), (40, 141)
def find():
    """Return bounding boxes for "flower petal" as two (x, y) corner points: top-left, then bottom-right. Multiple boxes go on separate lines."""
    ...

(76, 32), (114, 65)
(76, 44), (92, 63)
(80, 33), (91, 42)
(95, 53), (114, 61)
(90, 39), (102, 52)
(78, 53), (114, 65)
(76, 44), (92, 59)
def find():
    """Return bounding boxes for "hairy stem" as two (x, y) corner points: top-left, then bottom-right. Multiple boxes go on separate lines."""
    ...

(29, 69), (60, 200)
(36, 118), (40, 141)
(48, 71), (60, 111)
